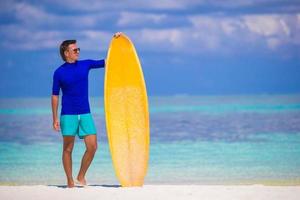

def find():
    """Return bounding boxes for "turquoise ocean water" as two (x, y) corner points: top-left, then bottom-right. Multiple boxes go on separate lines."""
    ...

(0, 95), (299, 185)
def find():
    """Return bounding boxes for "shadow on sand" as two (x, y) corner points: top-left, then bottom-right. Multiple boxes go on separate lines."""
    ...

(48, 184), (121, 188)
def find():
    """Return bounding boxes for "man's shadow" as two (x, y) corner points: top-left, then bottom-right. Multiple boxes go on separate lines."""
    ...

(48, 184), (121, 188)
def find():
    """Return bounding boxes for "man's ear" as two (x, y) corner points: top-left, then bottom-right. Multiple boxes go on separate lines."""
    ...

(64, 50), (68, 59)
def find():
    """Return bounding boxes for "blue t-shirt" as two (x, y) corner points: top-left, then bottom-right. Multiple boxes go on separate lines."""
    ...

(52, 59), (105, 115)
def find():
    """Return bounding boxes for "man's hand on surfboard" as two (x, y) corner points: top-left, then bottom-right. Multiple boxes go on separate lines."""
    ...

(114, 32), (122, 38)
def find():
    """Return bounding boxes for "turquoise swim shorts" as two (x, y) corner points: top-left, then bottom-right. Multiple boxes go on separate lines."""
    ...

(60, 113), (97, 139)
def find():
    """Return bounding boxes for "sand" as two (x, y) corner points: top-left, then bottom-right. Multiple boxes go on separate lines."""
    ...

(0, 185), (300, 200)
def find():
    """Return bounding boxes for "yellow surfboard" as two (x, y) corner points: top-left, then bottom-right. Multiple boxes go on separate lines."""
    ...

(104, 34), (150, 187)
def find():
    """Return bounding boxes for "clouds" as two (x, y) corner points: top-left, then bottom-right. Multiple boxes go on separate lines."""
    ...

(26, 0), (300, 13)
(242, 14), (300, 50)
(242, 15), (291, 49)
(243, 15), (290, 37)
(117, 12), (168, 27)
(0, 25), (62, 50)
(129, 13), (300, 54)
(0, 0), (299, 55)
(187, 14), (300, 52)
(10, 2), (109, 29)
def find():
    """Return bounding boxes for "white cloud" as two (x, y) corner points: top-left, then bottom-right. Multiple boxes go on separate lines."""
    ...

(31, 0), (300, 14)
(38, 0), (198, 11)
(243, 15), (287, 37)
(3, 13), (299, 53)
(241, 14), (299, 49)
(123, 27), (222, 54)
(279, 19), (291, 36)
(12, 2), (106, 29)
(0, 25), (63, 50)
(117, 12), (167, 26)
(1, 1), (299, 55)
(188, 14), (299, 51)
(35, 0), (298, 12)
(121, 13), (300, 53)
(0, 25), (114, 51)
(15, 2), (49, 24)
(79, 31), (112, 51)
(134, 0), (191, 9)
(138, 28), (183, 48)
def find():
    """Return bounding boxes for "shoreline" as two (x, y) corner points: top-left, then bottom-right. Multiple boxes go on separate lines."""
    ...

(0, 185), (299, 200)
(1, 179), (300, 186)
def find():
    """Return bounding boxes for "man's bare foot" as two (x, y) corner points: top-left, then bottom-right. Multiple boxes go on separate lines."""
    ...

(76, 176), (87, 186)
(67, 179), (75, 188)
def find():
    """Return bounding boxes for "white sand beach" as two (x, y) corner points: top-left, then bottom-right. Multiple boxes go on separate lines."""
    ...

(0, 185), (299, 200)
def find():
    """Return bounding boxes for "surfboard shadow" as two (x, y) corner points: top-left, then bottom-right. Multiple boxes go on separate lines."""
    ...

(89, 184), (121, 188)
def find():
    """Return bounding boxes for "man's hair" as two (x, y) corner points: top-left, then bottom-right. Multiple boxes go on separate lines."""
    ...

(60, 40), (76, 61)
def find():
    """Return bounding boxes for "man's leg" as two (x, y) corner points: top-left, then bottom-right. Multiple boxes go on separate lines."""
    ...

(62, 136), (75, 188)
(77, 134), (97, 185)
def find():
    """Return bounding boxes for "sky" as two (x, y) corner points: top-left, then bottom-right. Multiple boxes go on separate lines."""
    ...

(0, 0), (299, 97)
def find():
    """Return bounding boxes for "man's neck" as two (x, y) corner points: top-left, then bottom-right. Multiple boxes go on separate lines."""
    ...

(66, 59), (76, 63)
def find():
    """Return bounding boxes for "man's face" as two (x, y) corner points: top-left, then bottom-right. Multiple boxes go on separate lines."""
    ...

(64, 43), (80, 62)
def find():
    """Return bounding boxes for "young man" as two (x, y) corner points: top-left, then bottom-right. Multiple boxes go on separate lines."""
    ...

(51, 33), (121, 188)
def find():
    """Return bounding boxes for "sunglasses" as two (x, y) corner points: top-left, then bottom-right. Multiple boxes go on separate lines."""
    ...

(69, 48), (80, 53)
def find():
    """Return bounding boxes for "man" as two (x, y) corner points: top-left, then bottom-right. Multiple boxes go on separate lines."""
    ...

(51, 32), (121, 188)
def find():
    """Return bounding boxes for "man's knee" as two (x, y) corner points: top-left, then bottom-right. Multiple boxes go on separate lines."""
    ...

(63, 147), (73, 154)
(63, 136), (75, 154)
(87, 143), (97, 153)
(63, 143), (74, 154)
